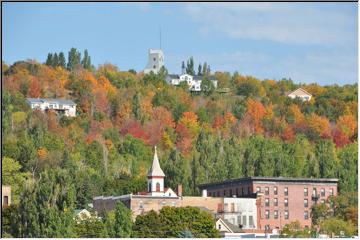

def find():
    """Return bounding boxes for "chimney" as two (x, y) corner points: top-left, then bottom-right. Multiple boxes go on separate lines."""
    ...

(177, 184), (183, 197)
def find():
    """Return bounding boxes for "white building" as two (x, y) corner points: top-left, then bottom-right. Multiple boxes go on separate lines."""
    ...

(166, 73), (218, 92)
(223, 198), (257, 230)
(287, 88), (312, 102)
(27, 98), (76, 117)
(144, 49), (164, 74)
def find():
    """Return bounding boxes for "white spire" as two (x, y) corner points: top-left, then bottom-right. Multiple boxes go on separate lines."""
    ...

(147, 146), (165, 177)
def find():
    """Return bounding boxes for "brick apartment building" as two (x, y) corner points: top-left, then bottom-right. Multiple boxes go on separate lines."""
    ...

(199, 177), (338, 231)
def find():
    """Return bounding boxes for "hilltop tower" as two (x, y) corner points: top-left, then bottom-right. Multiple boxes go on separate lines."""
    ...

(143, 49), (164, 74)
(147, 146), (166, 196)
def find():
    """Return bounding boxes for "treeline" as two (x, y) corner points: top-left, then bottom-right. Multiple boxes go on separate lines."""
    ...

(1, 52), (358, 236)
(46, 48), (93, 71)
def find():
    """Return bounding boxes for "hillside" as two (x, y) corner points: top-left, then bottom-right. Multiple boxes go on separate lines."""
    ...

(2, 50), (358, 209)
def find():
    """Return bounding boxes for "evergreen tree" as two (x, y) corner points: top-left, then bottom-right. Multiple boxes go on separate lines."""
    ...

(316, 139), (338, 178)
(132, 93), (142, 121)
(67, 48), (81, 71)
(45, 53), (53, 66)
(52, 53), (59, 67)
(58, 52), (66, 68)
(181, 61), (185, 74)
(202, 62), (208, 76)
(186, 57), (195, 75)
(114, 201), (132, 237)
(81, 49), (92, 70)
(197, 64), (202, 76)
(337, 142), (358, 192)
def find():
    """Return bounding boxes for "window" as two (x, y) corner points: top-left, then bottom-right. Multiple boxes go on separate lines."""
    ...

(285, 198), (289, 207)
(224, 203), (229, 212)
(321, 188), (325, 197)
(274, 186), (278, 195)
(304, 188), (308, 196)
(256, 187), (261, 193)
(217, 191), (220, 197)
(265, 210), (270, 219)
(249, 216), (254, 227)
(274, 198), (278, 207)
(284, 210), (289, 219)
(224, 190), (227, 196)
(284, 187), (288, 196)
(230, 189), (233, 197)
(236, 188), (239, 197)
(265, 198), (270, 207)
(312, 188), (317, 196)
(304, 211), (309, 220)
(242, 215), (247, 226)
(3, 196), (8, 206)
(330, 189), (334, 196)
(153, 65), (156, 69)
(241, 188), (244, 195)
(231, 203), (235, 212)
(218, 224), (221, 230)
(248, 187), (251, 194)
(304, 199), (308, 208)
(153, 57), (156, 61)
(265, 187), (269, 195)
(156, 183), (160, 192)
(274, 210), (278, 219)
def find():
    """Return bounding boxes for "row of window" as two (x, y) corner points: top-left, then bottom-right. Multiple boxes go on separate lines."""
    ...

(257, 186), (334, 197)
(265, 210), (309, 220)
(264, 198), (326, 207)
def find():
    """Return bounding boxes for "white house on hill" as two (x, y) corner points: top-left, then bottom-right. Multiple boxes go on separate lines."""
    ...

(27, 98), (76, 117)
(166, 73), (218, 92)
(287, 88), (312, 102)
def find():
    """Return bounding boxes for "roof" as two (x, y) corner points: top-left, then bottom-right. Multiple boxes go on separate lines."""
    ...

(287, 88), (312, 97)
(147, 146), (165, 177)
(198, 176), (339, 189)
(167, 74), (180, 79)
(193, 75), (217, 81)
(27, 98), (76, 105)
(222, 219), (244, 233)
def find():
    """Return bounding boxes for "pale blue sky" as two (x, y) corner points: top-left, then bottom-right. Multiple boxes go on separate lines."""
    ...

(2, 2), (358, 85)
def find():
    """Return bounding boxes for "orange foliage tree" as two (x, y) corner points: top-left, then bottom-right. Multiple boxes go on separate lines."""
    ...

(244, 98), (266, 134)
(336, 115), (357, 138)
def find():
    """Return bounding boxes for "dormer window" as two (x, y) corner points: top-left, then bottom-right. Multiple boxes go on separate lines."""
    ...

(153, 57), (156, 61)
(153, 65), (156, 69)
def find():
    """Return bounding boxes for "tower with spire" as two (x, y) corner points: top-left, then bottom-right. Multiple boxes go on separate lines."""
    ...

(147, 146), (166, 196)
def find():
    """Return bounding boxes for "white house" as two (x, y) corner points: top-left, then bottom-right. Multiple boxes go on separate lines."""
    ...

(222, 198), (258, 230)
(165, 74), (218, 92)
(26, 98), (76, 117)
(144, 49), (164, 74)
(74, 209), (91, 221)
(287, 88), (312, 102)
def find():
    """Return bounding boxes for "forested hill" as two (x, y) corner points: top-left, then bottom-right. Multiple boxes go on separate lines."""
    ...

(2, 50), (358, 209)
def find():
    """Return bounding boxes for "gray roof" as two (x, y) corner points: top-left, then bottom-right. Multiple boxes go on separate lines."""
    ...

(27, 98), (76, 105)
(199, 176), (339, 189)
(193, 75), (217, 81)
(222, 218), (244, 233)
(167, 74), (180, 79)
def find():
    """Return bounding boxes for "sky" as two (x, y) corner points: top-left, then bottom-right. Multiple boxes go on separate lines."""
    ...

(2, 2), (358, 85)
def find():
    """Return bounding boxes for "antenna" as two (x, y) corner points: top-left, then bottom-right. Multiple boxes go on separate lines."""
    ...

(159, 26), (162, 50)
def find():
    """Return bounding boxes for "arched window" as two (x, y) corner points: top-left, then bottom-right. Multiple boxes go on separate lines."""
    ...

(148, 183), (152, 192)
(156, 183), (161, 192)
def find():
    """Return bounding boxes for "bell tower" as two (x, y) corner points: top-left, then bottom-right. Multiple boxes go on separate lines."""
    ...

(147, 146), (165, 196)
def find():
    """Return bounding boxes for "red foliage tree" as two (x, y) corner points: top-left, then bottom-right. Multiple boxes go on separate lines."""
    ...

(28, 78), (41, 98)
(120, 120), (149, 144)
(332, 128), (350, 148)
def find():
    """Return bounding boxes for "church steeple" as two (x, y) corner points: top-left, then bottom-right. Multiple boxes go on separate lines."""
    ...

(147, 146), (165, 195)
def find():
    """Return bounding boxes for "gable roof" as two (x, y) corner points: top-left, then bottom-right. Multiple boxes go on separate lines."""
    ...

(147, 146), (165, 177)
(27, 98), (76, 105)
(287, 88), (312, 97)
(167, 74), (180, 79)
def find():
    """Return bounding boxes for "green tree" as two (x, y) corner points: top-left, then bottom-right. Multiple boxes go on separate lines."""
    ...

(337, 143), (358, 192)
(81, 49), (92, 70)
(45, 53), (53, 66)
(197, 64), (202, 76)
(316, 139), (338, 178)
(201, 77), (215, 96)
(186, 57), (195, 75)
(320, 217), (356, 237)
(58, 52), (66, 68)
(281, 221), (311, 238)
(114, 201), (132, 237)
(67, 48), (81, 71)
(74, 215), (108, 237)
(52, 53), (59, 67)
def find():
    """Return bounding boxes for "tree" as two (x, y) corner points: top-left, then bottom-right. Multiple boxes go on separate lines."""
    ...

(336, 115), (357, 138)
(53, 53), (59, 67)
(186, 57), (195, 75)
(337, 143), (358, 192)
(197, 64), (202, 76)
(81, 49), (92, 70)
(114, 201), (132, 237)
(200, 77), (215, 96)
(74, 215), (108, 237)
(28, 78), (41, 98)
(58, 52), (66, 68)
(315, 140), (338, 178)
(320, 217), (356, 237)
(133, 206), (220, 238)
(67, 48), (81, 71)
(244, 98), (266, 134)
(45, 53), (53, 66)
(281, 221), (311, 238)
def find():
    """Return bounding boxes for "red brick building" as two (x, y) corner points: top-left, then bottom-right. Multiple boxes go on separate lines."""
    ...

(199, 177), (338, 231)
